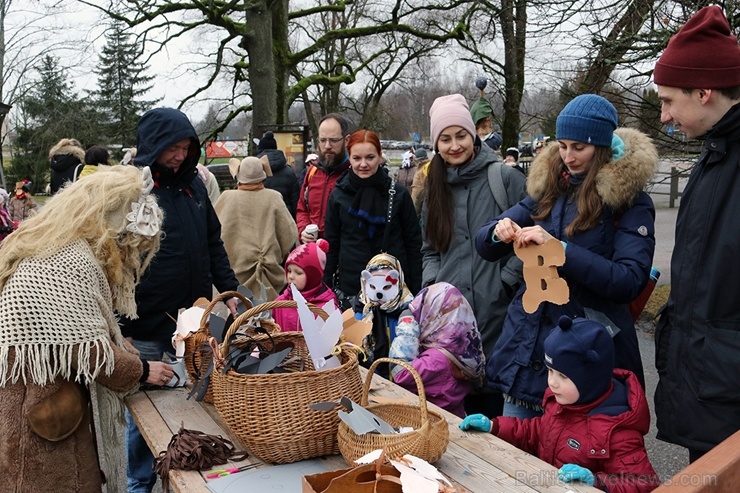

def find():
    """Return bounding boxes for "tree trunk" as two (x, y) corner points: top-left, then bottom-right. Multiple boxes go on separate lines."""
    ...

(271, 0), (290, 124)
(244, 0), (278, 139)
(499, 0), (527, 150)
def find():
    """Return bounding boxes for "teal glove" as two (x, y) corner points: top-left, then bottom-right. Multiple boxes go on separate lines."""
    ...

(458, 414), (492, 433)
(558, 464), (595, 486)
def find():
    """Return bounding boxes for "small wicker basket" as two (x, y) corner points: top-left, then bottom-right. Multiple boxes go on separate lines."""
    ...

(183, 291), (253, 403)
(211, 300), (363, 464)
(336, 357), (450, 465)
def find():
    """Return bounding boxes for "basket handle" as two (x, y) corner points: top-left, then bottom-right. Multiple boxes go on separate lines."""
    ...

(363, 357), (429, 429)
(219, 300), (330, 359)
(198, 290), (253, 329)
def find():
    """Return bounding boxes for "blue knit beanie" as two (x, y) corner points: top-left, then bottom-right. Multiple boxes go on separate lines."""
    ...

(544, 316), (615, 405)
(556, 95), (618, 147)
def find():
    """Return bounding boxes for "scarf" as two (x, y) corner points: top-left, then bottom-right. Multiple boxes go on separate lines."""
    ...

(410, 282), (485, 386)
(561, 167), (586, 187)
(279, 281), (331, 304)
(347, 169), (391, 239)
(237, 183), (265, 191)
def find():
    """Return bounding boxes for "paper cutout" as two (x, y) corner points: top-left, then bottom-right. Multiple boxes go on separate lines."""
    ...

(514, 238), (569, 313)
(164, 357), (188, 388)
(337, 397), (397, 435)
(292, 284), (343, 370)
(172, 305), (206, 357)
(341, 309), (372, 346)
(361, 269), (400, 304)
(354, 450), (451, 492)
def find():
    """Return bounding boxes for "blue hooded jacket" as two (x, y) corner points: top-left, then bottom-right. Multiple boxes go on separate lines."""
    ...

(120, 108), (238, 342)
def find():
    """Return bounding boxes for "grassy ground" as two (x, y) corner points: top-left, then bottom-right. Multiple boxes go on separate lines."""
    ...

(639, 284), (670, 329)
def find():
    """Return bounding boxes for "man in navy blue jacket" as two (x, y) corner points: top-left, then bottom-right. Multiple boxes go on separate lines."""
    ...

(122, 107), (240, 493)
(653, 6), (740, 464)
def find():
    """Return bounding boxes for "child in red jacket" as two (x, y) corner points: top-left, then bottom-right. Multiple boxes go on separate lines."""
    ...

(273, 239), (339, 331)
(460, 316), (659, 493)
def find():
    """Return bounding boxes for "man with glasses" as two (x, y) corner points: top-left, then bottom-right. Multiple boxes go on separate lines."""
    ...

(297, 113), (351, 244)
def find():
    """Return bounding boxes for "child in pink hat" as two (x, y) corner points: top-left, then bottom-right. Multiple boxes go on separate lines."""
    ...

(273, 238), (339, 331)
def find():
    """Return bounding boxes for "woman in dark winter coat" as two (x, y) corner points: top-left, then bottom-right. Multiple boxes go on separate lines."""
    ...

(257, 131), (300, 218)
(49, 138), (85, 194)
(323, 129), (422, 305)
(476, 95), (658, 418)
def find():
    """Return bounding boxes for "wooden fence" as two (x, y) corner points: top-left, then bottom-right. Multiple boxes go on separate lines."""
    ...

(647, 166), (692, 208)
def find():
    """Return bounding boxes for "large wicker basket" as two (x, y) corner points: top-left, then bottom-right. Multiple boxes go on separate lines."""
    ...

(337, 357), (450, 465)
(211, 300), (363, 464)
(183, 291), (253, 403)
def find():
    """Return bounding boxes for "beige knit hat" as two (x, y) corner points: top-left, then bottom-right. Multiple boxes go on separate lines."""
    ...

(228, 155), (272, 184)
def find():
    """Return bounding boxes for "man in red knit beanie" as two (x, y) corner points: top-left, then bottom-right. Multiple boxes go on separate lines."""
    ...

(653, 5), (740, 464)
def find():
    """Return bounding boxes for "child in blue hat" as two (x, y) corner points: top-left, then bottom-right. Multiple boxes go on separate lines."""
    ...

(460, 316), (659, 492)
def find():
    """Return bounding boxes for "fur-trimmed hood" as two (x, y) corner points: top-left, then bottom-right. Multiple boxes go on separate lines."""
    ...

(48, 140), (85, 162)
(526, 127), (658, 210)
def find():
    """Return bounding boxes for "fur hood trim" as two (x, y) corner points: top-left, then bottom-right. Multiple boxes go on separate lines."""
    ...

(49, 140), (85, 162)
(526, 127), (658, 210)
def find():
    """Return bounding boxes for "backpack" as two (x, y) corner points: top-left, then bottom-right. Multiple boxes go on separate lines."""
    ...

(487, 160), (518, 213)
(302, 165), (319, 206)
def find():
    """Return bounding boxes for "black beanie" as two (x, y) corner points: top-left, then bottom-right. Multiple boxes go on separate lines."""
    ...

(544, 316), (614, 405)
(258, 131), (277, 151)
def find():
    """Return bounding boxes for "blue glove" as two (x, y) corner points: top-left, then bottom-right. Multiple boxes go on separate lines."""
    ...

(458, 414), (492, 433)
(558, 464), (595, 486)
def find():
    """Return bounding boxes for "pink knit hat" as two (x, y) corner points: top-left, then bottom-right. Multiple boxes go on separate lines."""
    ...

(429, 94), (477, 148)
(285, 239), (329, 290)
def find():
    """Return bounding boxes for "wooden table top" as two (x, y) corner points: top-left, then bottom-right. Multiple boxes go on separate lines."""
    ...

(125, 368), (599, 493)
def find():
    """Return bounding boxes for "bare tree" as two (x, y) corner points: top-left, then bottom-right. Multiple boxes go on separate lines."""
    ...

(80, 0), (471, 141)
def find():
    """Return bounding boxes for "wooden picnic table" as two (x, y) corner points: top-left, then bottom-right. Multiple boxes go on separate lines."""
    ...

(125, 368), (600, 493)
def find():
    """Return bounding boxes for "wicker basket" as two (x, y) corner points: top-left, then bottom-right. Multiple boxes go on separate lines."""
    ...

(183, 291), (253, 403)
(212, 300), (363, 464)
(336, 357), (450, 465)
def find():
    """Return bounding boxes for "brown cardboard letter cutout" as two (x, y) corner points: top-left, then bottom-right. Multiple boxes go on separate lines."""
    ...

(514, 238), (569, 313)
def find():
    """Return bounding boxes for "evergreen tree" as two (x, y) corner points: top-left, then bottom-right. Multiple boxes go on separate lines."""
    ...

(93, 22), (158, 149)
(13, 55), (99, 190)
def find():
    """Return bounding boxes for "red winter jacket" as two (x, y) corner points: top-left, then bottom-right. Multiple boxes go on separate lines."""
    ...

(296, 160), (350, 238)
(495, 369), (659, 493)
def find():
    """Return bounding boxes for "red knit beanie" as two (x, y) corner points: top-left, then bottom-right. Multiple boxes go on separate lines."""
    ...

(285, 239), (329, 290)
(654, 6), (740, 89)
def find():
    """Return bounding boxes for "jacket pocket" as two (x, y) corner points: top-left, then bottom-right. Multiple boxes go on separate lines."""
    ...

(698, 322), (740, 403)
(654, 307), (670, 375)
(26, 381), (86, 442)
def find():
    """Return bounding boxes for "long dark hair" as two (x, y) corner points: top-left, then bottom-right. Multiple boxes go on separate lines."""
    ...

(532, 145), (613, 238)
(424, 152), (454, 252)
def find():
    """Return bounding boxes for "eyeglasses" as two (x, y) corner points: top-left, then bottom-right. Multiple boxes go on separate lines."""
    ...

(318, 137), (344, 145)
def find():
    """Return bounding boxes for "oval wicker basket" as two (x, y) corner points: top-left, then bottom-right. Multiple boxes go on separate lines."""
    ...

(336, 357), (450, 465)
(211, 300), (363, 464)
(183, 291), (253, 403)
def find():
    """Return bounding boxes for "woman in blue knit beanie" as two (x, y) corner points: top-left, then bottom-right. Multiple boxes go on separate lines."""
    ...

(474, 94), (659, 419)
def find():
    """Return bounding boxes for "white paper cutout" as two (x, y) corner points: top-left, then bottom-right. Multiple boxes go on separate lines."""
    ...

(171, 305), (206, 357)
(291, 284), (343, 370)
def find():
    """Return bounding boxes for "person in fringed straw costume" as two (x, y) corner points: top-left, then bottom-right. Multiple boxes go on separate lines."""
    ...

(0, 165), (172, 493)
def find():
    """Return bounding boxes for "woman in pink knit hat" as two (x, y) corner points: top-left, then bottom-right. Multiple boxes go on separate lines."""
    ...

(421, 93), (527, 419)
(272, 238), (339, 331)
